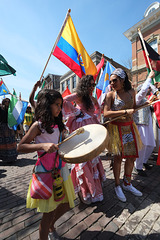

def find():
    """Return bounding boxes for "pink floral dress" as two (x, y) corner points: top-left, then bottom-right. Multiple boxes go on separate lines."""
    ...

(63, 93), (106, 203)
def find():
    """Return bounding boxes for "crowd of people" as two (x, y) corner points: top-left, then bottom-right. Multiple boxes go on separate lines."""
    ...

(1, 68), (160, 240)
(0, 100), (34, 163)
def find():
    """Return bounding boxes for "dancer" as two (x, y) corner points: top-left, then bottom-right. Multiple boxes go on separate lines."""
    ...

(63, 75), (106, 205)
(134, 70), (156, 176)
(17, 89), (75, 240)
(103, 68), (143, 202)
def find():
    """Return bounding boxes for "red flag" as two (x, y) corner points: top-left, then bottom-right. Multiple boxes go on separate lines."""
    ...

(139, 36), (160, 83)
(93, 57), (105, 81)
(62, 86), (71, 98)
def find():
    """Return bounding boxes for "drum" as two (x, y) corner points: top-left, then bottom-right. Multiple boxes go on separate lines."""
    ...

(58, 124), (108, 163)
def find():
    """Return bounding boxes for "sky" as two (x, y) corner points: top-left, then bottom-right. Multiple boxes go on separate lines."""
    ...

(0, 0), (156, 102)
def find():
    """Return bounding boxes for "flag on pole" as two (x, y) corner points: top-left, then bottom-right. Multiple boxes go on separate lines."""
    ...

(0, 79), (9, 96)
(0, 54), (16, 76)
(139, 35), (160, 83)
(96, 61), (115, 105)
(8, 90), (28, 130)
(35, 80), (46, 100)
(53, 14), (97, 78)
(62, 86), (71, 98)
(93, 57), (105, 81)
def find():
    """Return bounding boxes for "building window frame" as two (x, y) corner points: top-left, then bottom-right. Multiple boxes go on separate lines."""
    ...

(62, 82), (65, 92)
(148, 38), (158, 53)
(72, 75), (76, 89)
(66, 79), (70, 90)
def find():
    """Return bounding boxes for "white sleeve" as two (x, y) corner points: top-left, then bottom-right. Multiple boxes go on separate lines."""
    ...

(149, 83), (158, 94)
(136, 77), (152, 105)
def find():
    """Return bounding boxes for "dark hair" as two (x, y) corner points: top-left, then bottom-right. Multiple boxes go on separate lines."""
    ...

(122, 71), (132, 91)
(2, 98), (10, 105)
(35, 89), (65, 134)
(76, 75), (94, 111)
(2, 98), (10, 110)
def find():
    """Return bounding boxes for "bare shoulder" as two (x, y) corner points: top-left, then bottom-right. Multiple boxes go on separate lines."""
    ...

(106, 91), (115, 99)
(28, 121), (41, 135)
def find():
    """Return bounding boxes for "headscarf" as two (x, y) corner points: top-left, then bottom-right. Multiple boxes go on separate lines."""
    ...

(111, 68), (126, 79)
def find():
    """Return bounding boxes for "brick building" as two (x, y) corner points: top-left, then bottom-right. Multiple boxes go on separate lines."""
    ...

(124, 2), (160, 87)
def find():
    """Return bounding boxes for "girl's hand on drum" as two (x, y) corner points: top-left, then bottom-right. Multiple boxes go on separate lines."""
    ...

(43, 143), (59, 153)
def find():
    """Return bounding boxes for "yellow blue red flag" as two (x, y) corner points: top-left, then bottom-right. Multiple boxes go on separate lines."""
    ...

(53, 15), (97, 78)
(0, 79), (9, 96)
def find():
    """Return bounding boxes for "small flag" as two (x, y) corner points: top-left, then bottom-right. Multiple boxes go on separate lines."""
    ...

(139, 34), (160, 83)
(8, 90), (28, 130)
(62, 86), (71, 98)
(0, 79), (9, 96)
(96, 61), (115, 105)
(93, 57), (105, 81)
(0, 54), (16, 76)
(53, 14), (97, 78)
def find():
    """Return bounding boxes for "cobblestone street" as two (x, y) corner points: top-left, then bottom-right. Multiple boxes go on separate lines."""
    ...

(0, 152), (160, 240)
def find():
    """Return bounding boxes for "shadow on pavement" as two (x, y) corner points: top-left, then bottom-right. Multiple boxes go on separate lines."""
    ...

(78, 231), (160, 240)
(0, 157), (36, 167)
(0, 169), (7, 178)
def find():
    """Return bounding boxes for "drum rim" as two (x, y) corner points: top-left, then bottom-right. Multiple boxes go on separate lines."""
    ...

(59, 125), (108, 163)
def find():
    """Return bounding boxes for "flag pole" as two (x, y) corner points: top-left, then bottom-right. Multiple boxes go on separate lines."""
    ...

(39, 9), (71, 82)
(138, 28), (155, 83)
(1, 80), (28, 102)
(8, 91), (28, 103)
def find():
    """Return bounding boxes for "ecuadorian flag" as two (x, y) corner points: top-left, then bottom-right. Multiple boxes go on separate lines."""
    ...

(53, 15), (97, 78)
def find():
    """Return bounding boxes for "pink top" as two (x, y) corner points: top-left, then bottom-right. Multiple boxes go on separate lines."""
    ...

(63, 93), (100, 117)
(35, 123), (65, 171)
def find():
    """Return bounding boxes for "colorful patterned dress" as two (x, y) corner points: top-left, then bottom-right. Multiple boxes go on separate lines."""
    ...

(63, 93), (106, 203)
(26, 123), (76, 213)
(106, 91), (142, 157)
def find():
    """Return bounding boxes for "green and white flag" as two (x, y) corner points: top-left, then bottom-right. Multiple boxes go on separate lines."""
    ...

(8, 90), (28, 130)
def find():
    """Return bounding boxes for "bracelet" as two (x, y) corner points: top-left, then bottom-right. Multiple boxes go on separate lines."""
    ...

(125, 110), (127, 114)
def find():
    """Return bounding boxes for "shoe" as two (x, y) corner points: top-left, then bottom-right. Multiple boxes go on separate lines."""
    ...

(122, 183), (142, 197)
(78, 192), (92, 205)
(114, 185), (126, 202)
(135, 168), (147, 177)
(143, 163), (153, 170)
(48, 231), (62, 240)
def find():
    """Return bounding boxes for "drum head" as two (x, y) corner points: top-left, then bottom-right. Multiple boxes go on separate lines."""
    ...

(58, 124), (107, 163)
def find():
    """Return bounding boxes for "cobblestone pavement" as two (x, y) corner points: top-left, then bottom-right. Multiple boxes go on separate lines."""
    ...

(0, 152), (160, 240)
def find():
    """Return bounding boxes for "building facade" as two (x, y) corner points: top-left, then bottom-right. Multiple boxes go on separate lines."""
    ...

(124, 2), (160, 87)
(43, 74), (61, 91)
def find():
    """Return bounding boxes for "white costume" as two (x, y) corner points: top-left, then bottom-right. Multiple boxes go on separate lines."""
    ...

(134, 77), (156, 170)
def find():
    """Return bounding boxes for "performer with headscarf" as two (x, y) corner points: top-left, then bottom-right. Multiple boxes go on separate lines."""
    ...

(103, 68), (143, 202)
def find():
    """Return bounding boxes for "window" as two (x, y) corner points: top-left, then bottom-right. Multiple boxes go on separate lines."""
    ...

(66, 79), (70, 90)
(72, 76), (76, 88)
(149, 39), (158, 52)
(62, 82), (65, 92)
